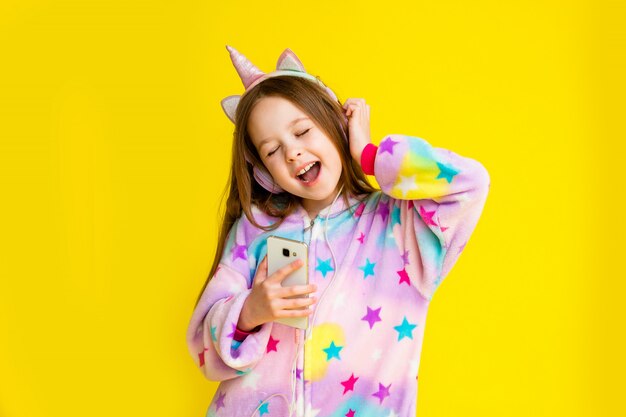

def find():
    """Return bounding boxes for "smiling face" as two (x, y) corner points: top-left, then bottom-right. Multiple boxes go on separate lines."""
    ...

(247, 95), (343, 217)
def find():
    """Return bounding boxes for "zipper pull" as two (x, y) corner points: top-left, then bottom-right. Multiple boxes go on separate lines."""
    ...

(304, 218), (315, 232)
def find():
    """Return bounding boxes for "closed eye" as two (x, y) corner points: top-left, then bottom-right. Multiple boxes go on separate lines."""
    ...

(267, 129), (310, 157)
(267, 146), (279, 157)
(297, 128), (311, 137)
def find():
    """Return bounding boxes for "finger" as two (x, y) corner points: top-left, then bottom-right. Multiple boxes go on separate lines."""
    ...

(277, 283), (318, 298)
(267, 258), (304, 283)
(276, 296), (317, 310)
(253, 256), (268, 285)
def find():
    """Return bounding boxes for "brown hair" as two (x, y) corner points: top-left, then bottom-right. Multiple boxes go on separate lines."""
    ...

(194, 75), (377, 307)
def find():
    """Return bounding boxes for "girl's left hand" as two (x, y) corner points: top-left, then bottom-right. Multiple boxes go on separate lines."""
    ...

(342, 98), (371, 165)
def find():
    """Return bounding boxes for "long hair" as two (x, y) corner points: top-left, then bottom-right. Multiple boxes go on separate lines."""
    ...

(195, 75), (378, 307)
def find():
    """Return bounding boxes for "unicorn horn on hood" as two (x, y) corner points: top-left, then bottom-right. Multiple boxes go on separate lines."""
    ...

(225, 45), (266, 89)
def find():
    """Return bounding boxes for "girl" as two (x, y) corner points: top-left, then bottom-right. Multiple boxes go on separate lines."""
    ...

(186, 45), (490, 417)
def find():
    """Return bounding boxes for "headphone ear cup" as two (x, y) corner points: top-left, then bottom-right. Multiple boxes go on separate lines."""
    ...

(253, 165), (284, 194)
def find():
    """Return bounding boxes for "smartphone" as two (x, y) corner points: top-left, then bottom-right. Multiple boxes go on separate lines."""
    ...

(266, 235), (309, 330)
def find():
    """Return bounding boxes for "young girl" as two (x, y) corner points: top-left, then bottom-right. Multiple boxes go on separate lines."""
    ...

(186, 45), (490, 417)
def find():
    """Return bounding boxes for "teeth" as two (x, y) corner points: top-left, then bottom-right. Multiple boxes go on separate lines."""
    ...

(297, 162), (316, 176)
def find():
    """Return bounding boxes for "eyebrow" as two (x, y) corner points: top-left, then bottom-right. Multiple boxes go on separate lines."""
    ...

(258, 117), (309, 147)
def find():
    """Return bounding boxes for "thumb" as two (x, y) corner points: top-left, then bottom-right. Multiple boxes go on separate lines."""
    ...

(252, 255), (268, 286)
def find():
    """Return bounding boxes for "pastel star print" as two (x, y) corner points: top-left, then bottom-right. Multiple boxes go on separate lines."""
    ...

(395, 174), (419, 197)
(361, 306), (382, 329)
(258, 400), (270, 416)
(391, 205), (401, 226)
(401, 250), (410, 265)
(379, 137), (398, 154)
(267, 335), (279, 353)
(198, 349), (206, 367)
(227, 323), (237, 338)
(377, 203), (390, 222)
(215, 391), (226, 411)
(346, 409), (356, 417)
(359, 258), (376, 279)
(372, 383), (391, 404)
(323, 341), (343, 361)
(418, 205), (438, 226)
(394, 317), (418, 341)
(340, 373), (359, 394)
(231, 243), (247, 261)
(316, 257), (334, 278)
(397, 268), (411, 285)
(354, 202), (365, 217)
(357, 232), (365, 244)
(436, 161), (460, 183)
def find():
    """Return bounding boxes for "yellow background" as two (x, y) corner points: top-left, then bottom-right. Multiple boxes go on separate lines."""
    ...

(1, 1), (624, 416)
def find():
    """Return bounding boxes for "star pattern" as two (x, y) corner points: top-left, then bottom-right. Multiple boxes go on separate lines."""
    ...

(227, 323), (237, 338)
(231, 243), (247, 261)
(316, 257), (334, 278)
(258, 400), (270, 416)
(215, 391), (226, 411)
(361, 306), (382, 329)
(323, 341), (343, 361)
(267, 335), (280, 353)
(340, 373), (359, 394)
(395, 174), (419, 197)
(376, 203), (390, 222)
(192, 134), (488, 415)
(401, 250), (410, 265)
(372, 382), (391, 404)
(359, 258), (376, 279)
(332, 291), (347, 310)
(436, 161), (460, 183)
(394, 317), (418, 341)
(418, 205), (438, 226)
(379, 137), (398, 154)
(391, 204), (401, 226)
(397, 268), (411, 285)
(354, 202), (365, 217)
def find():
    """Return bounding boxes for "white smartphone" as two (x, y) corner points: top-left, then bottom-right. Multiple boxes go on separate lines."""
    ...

(266, 235), (310, 330)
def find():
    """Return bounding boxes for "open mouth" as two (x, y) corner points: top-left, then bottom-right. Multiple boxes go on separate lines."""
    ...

(296, 161), (321, 183)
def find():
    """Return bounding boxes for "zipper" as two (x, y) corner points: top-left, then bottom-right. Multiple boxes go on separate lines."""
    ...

(304, 218), (315, 232)
(302, 215), (315, 417)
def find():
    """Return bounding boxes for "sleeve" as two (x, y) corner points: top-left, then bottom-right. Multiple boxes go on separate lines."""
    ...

(185, 215), (273, 381)
(364, 134), (490, 301)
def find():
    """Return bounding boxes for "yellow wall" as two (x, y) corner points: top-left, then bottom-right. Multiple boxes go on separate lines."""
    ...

(1, 1), (623, 416)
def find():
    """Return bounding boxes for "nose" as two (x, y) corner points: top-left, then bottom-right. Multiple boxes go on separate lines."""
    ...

(285, 143), (303, 163)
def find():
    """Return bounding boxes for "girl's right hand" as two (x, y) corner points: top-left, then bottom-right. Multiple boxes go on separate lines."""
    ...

(238, 255), (318, 331)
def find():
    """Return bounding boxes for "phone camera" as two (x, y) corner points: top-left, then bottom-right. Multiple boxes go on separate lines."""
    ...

(282, 248), (290, 257)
